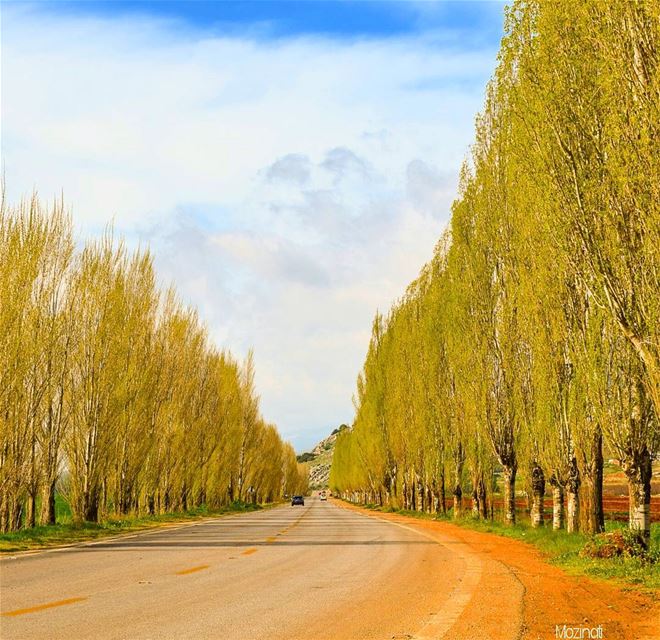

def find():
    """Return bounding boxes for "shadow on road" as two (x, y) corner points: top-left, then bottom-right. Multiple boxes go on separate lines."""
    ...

(77, 539), (435, 550)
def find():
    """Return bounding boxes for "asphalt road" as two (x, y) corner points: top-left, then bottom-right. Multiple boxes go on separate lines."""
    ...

(0, 497), (473, 640)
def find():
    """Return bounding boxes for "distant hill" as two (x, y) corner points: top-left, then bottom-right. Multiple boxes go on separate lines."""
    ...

(297, 425), (348, 489)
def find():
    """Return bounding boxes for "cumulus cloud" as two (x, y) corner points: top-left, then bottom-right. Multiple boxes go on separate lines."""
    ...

(1, 4), (499, 450)
(212, 232), (331, 288)
(320, 147), (373, 183)
(265, 154), (312, 185)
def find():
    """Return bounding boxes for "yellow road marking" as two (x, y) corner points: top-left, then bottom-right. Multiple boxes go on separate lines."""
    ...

(175, 564), (209, 575)
(241, 548), (258, 556)
(265, 536), (276, 543)
(2, 597), (87, 617)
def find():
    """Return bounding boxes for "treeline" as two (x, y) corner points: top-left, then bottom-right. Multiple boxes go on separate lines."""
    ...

(330, 0), (658, 540)
(0, 193), (308, 532)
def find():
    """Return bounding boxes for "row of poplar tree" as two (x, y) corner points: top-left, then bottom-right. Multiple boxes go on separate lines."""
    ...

(330, 0), (659, 540)
(0, 193), (308, 532)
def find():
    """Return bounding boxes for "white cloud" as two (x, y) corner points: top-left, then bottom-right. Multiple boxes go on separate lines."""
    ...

(265, 154), (312, 186)
(1, 5), (499, 450)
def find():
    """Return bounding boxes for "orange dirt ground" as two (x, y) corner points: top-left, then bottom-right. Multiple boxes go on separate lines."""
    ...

(336, 502), (659, 640)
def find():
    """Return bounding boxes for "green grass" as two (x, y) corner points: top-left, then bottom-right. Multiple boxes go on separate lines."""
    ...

(359, 503), (659, 591)
(54, 493), (73, 520)
(441, 515), (660, 590)
(0, 501), (269, 553)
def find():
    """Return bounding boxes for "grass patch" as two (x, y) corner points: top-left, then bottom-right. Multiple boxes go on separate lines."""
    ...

(0, 501), (269, 553)
(358, 502), (659, 591)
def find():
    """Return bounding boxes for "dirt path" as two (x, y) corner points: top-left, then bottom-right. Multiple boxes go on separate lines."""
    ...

(335, 501), (659, 640)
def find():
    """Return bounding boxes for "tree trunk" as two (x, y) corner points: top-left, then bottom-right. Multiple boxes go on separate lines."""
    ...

(566, 458), (580, 533)
(0, 492), (7, 532)
(40, 479), (57, 525)
(452, 443), (464, 519)
(471, 471), (487, 520)
(594, 473), (604, 532)
(626, 447), (652, 543)
(530, 463), (545, 528)
(100, 479), (107, 520)
(478, 477), (488, 520)
(581, 428), (605, 534)
(567, 490), (579, 533)
(471, 485), (480, 518)
(4, 499), (23, 532)
(550, 480), (564, 531)
(84, 491), (99, 522)
(82, 480), (101, 522)
(593, 428), (605, 532)
(25, 491), (37, 529)
(120, 487), (131, 515)
(452, 484), (462, 519)
(440, 470), (446, 514)
(385, 469), (395, 507)
(503, 465), (516, 525)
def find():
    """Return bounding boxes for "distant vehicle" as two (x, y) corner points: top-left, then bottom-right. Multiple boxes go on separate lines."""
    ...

(291, 495), (304, 506)
(319, 491), (327, 501)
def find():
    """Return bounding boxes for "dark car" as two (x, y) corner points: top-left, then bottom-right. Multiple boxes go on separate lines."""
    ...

(291, 495), (304, 506)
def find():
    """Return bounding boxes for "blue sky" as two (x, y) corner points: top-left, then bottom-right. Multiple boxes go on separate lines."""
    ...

(26, 1), (504, 41)
(2, 0), (506, 451)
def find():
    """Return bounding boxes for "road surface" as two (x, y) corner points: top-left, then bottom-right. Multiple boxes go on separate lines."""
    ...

(1, 497), (475, 640)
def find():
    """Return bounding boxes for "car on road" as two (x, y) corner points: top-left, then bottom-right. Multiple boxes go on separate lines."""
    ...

(291, 495), (304, 506)
(319, 491), (327, 501)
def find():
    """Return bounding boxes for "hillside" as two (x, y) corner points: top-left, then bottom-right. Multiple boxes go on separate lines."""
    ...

(297, 425), (348, 489)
